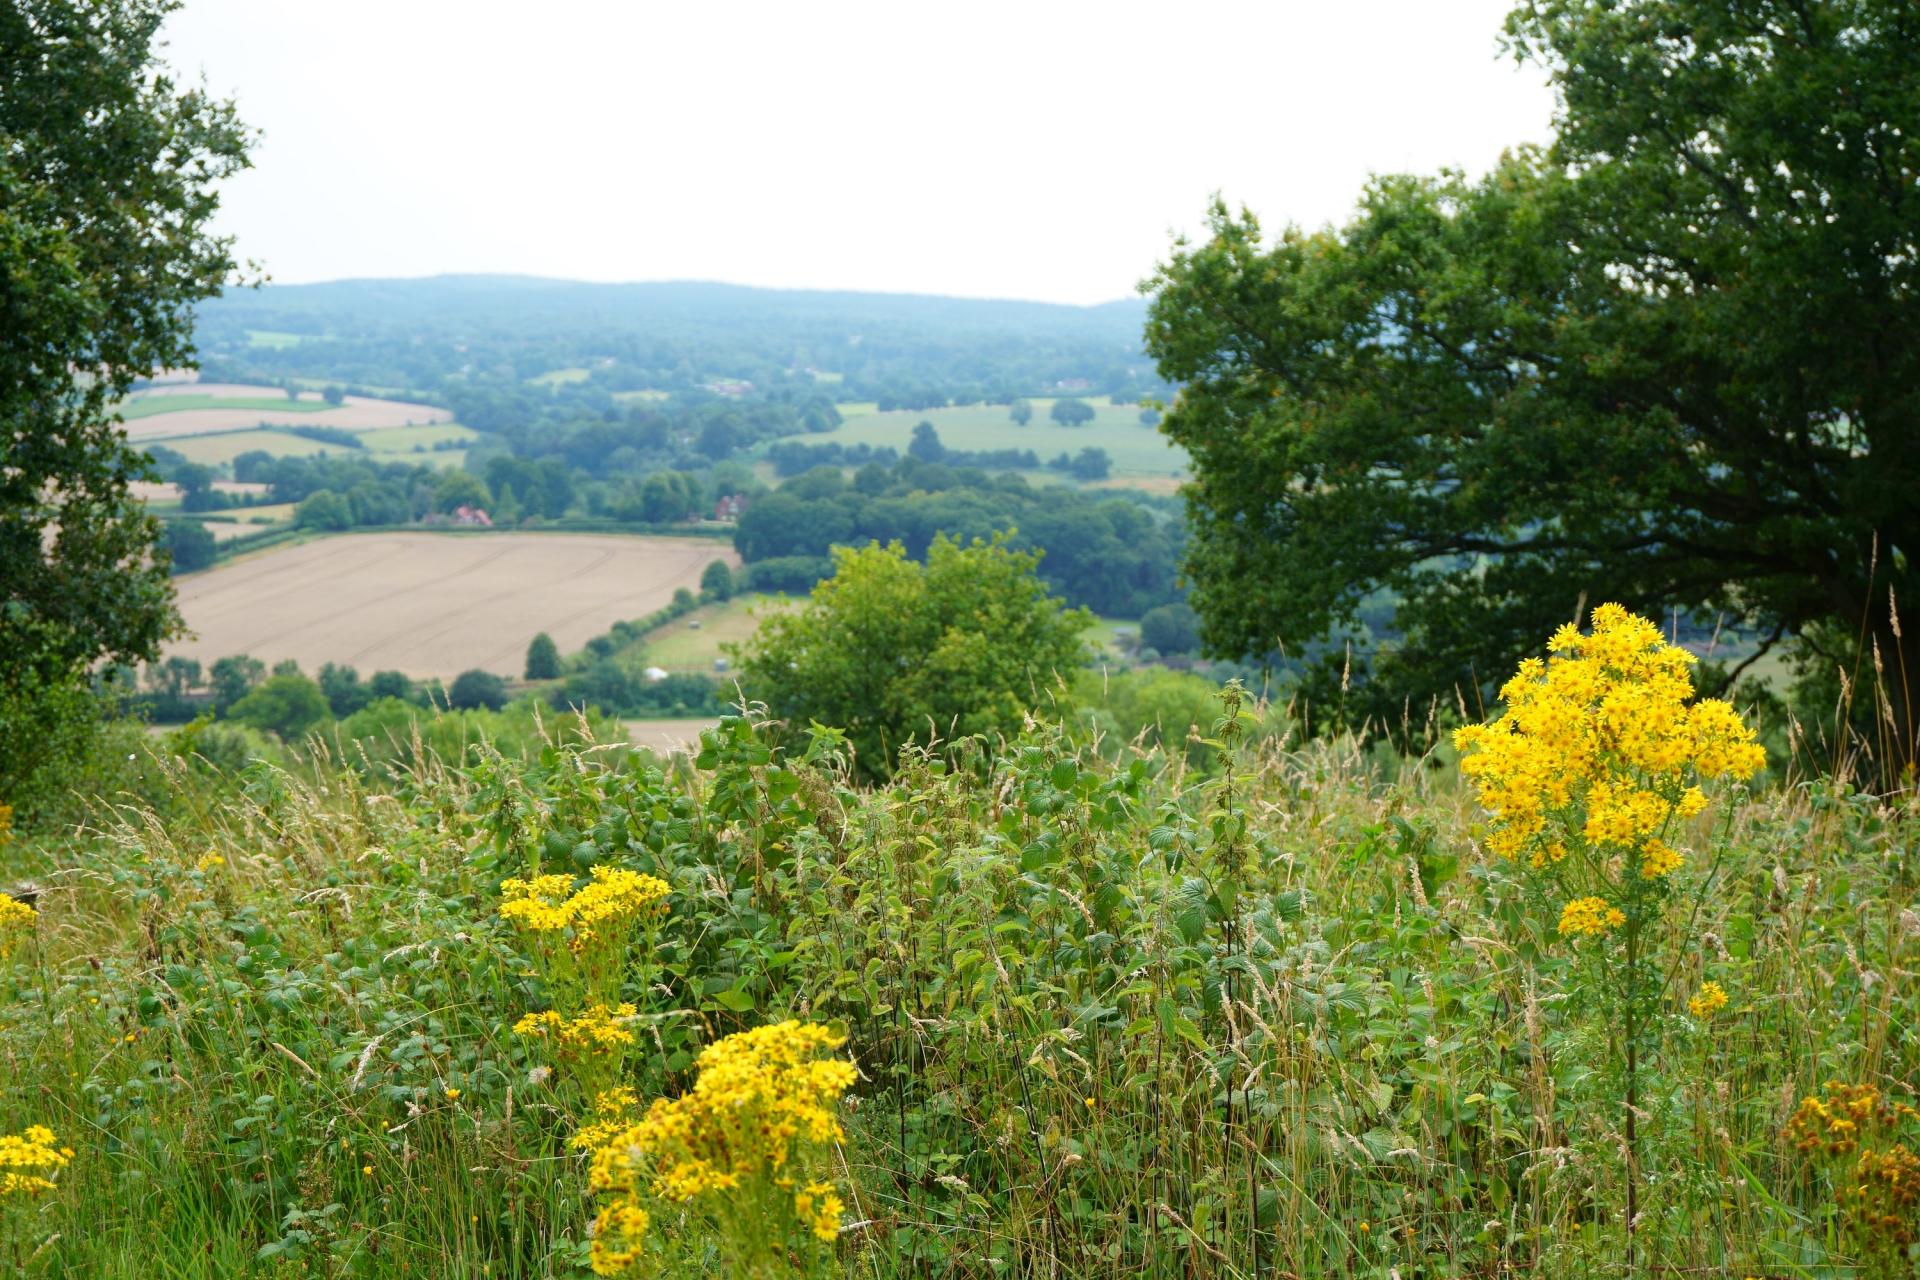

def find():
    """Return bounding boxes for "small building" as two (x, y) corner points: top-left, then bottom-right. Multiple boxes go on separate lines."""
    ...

(450, 505), (493, 528)
(713, 494), (747, 521)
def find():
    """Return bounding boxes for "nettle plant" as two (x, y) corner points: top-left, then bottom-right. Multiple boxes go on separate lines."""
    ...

(1453, 604), (1765, 1269)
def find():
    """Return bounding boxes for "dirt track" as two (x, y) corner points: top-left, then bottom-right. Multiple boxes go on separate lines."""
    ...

(170, 532), (738, 677)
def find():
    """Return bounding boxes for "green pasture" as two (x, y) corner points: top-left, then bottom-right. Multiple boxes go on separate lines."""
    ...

(119, 392), (329, 420)
(788, 399), (1187, 478)
(245, 329), (304, 349)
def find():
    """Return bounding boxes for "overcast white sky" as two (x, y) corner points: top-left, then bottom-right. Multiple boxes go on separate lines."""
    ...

(159, 1), (1557, 306)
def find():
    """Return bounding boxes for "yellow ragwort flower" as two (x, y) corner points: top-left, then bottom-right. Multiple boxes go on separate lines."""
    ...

(512, 1002), (638, 1056)
(499, 866), (670, 950)
(0, 892), (37, 959)
(1558, 896), (1626, 938)
(1688, 981), (1728, 1019)
(0, 1125), (71, 1198)
(1454, 604), (1765, 875)
(575, 1020), (857, 1274)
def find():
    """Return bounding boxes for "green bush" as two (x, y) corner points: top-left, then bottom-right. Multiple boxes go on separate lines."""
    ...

(228, 674), (331, 740)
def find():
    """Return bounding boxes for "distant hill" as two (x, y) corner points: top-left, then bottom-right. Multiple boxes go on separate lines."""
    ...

(193, 276), (1158, 405)
(200, 275), (1148, 339)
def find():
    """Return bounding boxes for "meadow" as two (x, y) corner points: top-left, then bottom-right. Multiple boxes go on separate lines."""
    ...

(0, 654), (1912, 1278)
(777, 401), (1189, 484)
(167, 532), (736, 679)
(157, 424), (479, 469)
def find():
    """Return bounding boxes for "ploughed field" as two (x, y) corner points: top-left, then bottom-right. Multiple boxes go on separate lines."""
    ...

(169, 532), (736, 678)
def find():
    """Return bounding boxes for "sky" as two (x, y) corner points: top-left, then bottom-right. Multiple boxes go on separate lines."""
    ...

(160, 0), (1558, 306)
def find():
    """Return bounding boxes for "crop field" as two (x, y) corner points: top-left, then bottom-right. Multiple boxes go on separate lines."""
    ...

(154, 423), (476, 469)
(156, 429), (340, 466)
(622, 716), (719, 752)
(777, 399), (1188, 480)
(119, 381), (452, 440)
(169, 532), (739, 677)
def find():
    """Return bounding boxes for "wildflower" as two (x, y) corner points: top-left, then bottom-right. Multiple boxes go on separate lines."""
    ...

(512, 1003), (638, 1055)
(1639, 838), (1684, 879)
(576, 1020), (856, 1273)
(1453, 605), (1764, 872)
(0, 891), (37, 958)
(0, 1125), (71, 1197)
(1557, 896), (1625, 937)
(499, 866), (670, 950)
(1688, 981), (1728, 1019)
(362, 1164), (374, 1176)
(194, 852), (226, 872)
(793, 1180), (845, 1242)
(444, 1088), (461, 1101)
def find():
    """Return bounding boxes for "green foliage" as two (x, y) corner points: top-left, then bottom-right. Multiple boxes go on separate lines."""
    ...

(734, 534), (1091, 775)
(432, 469), (490, 514)
(698, 560), (734, 603)
(333, 696), (617, 774)
(1075, 666), (1283, 766)
(158, 519), (218, 573)
(733, 455), (1185, 616)
(448, 669), (509, 711)
(3, 702), (1906, 1276)
(294, 488), (352, 531)
(1049, 396), (1095, 425)
(208, 654), (266, 712)
(524, 631), (561, 681)
(0, 0), (251, 805)
(1147, 0), (1920, 771)
(1009, 397), (1033, 425)
(1140, 601), (1200, 656)
(227, 673), (331, 740)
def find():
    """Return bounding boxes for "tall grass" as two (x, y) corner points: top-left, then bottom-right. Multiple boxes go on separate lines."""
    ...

(0, 700), (1914, 1276)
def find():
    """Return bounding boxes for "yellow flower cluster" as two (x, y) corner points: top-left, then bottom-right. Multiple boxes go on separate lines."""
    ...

(499, 866), (670, 948)
(1454, 604), (1764, 866)
(1557, 896), (1625, 937)
(1687, 981), (1728, 1019)
(1785, 1083), (1920, 1252)
(194, 852), (226, 872)
(793, 1179), (847, 1242)
(575, 1021), (857, 1275)
(512, 1002), (638, 1055)
(1787, 1083), (1919, 1158)
(0, 892), (36, 959)
(0, 1125), (72, 1198)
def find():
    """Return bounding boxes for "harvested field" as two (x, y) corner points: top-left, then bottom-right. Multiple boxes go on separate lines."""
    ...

(622, 718), (718, 754)
(170, 532), (739, 678)
(121, 382), (451, 440)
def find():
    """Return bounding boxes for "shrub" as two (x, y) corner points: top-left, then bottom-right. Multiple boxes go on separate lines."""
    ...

(734, 534), (1090, 775)
(227, 674), (331, 740)
(524, 632), (561, 681)
(448, 669), (509, 711)
(699, 560), (733, 602)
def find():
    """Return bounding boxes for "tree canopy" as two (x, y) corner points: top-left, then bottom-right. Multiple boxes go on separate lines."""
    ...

(734, 535), (1091, 776)
(1, 0), (252, 804)
(1146, 0), (1920, 766)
